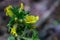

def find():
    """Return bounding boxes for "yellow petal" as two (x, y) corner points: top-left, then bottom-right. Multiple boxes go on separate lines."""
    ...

(20, 3), (24, 10)
(25, 15), (39, 23)
(4, 5), (13, 17)
(10, 27), (17, 35)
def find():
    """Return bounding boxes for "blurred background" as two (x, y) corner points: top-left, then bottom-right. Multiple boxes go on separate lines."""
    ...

(0, 0), (60, 40)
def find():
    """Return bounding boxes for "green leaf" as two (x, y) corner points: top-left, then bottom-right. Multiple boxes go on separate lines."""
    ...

(11, 6), (19, 18)
(8, 36), (15, 40)
(32, 30), (40, 40)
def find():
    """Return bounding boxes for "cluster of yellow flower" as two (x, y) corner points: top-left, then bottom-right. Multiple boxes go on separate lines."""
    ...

(5, 3), (39, 37)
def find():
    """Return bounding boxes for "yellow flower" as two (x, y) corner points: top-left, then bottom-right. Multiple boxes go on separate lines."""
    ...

(10, 24), (18, 37)
(4, 5), (14, 17)
(20, 3), (24, 10)
(24, 15), (39, 23)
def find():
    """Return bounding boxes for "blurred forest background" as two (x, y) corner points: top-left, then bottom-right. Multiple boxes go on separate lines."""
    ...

(0, 0), (60, 40)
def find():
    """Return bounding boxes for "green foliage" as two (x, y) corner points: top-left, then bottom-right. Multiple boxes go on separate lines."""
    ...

(5, 3), (39, 40)
(32, 30), (40, 40)
(8, 36), (15, 40)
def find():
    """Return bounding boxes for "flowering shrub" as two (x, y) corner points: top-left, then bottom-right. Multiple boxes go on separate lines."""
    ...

(5, 3), (39, 40)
